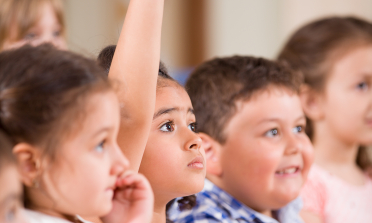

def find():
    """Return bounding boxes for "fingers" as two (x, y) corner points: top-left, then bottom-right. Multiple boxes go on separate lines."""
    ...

(115, 172), (154, 200)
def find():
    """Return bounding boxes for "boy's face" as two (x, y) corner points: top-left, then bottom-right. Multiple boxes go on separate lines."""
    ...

(215, 86), (313, 213)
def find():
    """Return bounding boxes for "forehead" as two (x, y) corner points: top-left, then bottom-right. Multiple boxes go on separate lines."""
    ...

(62, 91), (120, 142)
(328, 45), (372, 82)
(225, 87), (303, 130)
(155, 83), (193, 110)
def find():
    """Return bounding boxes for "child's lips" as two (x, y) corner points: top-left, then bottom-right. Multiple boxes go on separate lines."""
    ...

(275, 166), (301, 176)
(187, 156), (204, 169)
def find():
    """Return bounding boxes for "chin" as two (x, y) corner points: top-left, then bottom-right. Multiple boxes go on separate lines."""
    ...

(178, 176), (205, 197)
(276, 188), (300, 207)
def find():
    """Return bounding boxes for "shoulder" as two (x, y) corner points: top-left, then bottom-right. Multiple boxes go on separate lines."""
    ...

(23, 210), (72, 223)
(168, 191), (230, 223)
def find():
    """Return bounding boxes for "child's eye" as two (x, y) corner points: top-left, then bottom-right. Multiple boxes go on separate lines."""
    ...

(292, 126), (304, 134)
(94, 141), (105, 153)
(24, 33), (36, 40)
(159, 121), (175, 132)
(265, 128), (279, 137)
(188, 122), (197, 133)
(356, 81), (368, 91)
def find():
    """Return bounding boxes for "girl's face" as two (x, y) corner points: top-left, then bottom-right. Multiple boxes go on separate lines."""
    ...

(0, 165), (26, 223)
(321, 45), (372, 145)
(36, 91), (129, 217)
(139, 81), (205, 201)
(2, 2), (66, 51)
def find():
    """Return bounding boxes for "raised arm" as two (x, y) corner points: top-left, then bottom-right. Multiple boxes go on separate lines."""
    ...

(109, 0), (164, 171)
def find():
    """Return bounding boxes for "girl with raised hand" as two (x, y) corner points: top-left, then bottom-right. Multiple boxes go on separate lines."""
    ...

(98, 46), (205, 223)
(0, 0), (66, 51)
(278, 16), (372, 223)
(0, 44), (153, 223)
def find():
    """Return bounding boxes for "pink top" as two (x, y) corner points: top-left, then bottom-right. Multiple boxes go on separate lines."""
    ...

(300, 164), (372, 223)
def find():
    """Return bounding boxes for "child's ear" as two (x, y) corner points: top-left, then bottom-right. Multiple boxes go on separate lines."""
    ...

(13, 143), (42, 187)
(300, 84), (325, 121)
(199, 133), (223, 177)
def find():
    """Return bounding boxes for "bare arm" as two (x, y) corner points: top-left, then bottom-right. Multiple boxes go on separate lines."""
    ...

(109, 0), (164, 171)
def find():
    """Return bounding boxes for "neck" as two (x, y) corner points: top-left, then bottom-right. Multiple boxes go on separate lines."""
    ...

(26, 187), (78, 222)
(151, 194), (169, 223)
(207, 175), (274, 219)
(312, 121), (366, 185)
(313, 122), (359, 167)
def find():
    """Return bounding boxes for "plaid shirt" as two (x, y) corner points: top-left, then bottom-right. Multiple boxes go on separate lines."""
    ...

(167, 179), (304, 223)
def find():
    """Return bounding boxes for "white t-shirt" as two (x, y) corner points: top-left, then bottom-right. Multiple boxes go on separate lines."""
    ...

(24, 210), (92, 223)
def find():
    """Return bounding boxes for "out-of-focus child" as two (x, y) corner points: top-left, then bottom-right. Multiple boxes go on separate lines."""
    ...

(278, 16), (372, 223)
(0, 0), (66, 51)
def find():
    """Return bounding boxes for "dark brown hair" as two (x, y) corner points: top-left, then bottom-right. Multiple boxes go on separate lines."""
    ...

(186, 55), (303, 144)
(0, 129), (15, 171)
(278, 16), (372, 170)
(97, 45), (175, 85)
(0, 44), (111, 159)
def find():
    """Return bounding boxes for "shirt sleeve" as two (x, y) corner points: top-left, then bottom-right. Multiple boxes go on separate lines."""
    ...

(300, 168), (326, 218)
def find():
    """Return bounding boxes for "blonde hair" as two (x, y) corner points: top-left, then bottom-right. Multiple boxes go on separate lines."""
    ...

(0, 0), (65, 50)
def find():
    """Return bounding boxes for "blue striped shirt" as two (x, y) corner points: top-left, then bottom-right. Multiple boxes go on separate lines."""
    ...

(167, 179), (303, 223)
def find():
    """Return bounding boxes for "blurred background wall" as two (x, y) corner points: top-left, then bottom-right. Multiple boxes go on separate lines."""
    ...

(63, 0), (372, 77)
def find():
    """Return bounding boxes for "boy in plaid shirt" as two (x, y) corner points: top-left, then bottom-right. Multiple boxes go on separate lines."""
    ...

(167, 56), (313, 223)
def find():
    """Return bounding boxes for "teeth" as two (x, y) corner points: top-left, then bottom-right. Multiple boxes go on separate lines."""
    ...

(276, 167), (297, 175)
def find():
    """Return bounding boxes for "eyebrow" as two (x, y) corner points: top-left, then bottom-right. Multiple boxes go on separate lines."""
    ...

(257, 115), (306, 124)
(153, 107), (194, 119)
(92, 127), (112, 138)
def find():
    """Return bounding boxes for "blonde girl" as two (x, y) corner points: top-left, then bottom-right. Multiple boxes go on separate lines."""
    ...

(278, 16), (372, 223)
(0, 0), (66, 51)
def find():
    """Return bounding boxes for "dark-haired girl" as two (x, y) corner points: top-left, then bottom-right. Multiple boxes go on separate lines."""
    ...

(97, 55), (206, 223)
(0, 0), (164, 221)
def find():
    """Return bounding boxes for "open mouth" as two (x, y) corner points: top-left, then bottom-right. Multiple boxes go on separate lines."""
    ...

(275, 166), (300, 176)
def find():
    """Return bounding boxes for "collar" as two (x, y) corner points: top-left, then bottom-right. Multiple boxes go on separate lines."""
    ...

(202, 179), (279, 223)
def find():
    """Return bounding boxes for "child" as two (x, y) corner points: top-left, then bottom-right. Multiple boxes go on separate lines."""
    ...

(98, 46), (206, 223)
(0, 43), (154, 223)
(0, 130), (27, 223)
(167, 56), (314, 223)
(278, 16), (372, 223)
(0, 0), (66, 51)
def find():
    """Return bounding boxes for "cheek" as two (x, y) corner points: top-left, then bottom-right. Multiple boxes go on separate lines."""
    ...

(141, 138), (182, 186)
(223, 138), (281, 182)
(44, 156), (110, 203)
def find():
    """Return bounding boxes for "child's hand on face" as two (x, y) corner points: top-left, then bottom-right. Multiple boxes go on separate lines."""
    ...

(101, 172), (154, 223)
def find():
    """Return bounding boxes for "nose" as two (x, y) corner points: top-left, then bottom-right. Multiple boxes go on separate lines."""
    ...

(183, 127), (202, 151)
(110, 143), (130, 176)
(284, 132), (302, 155)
